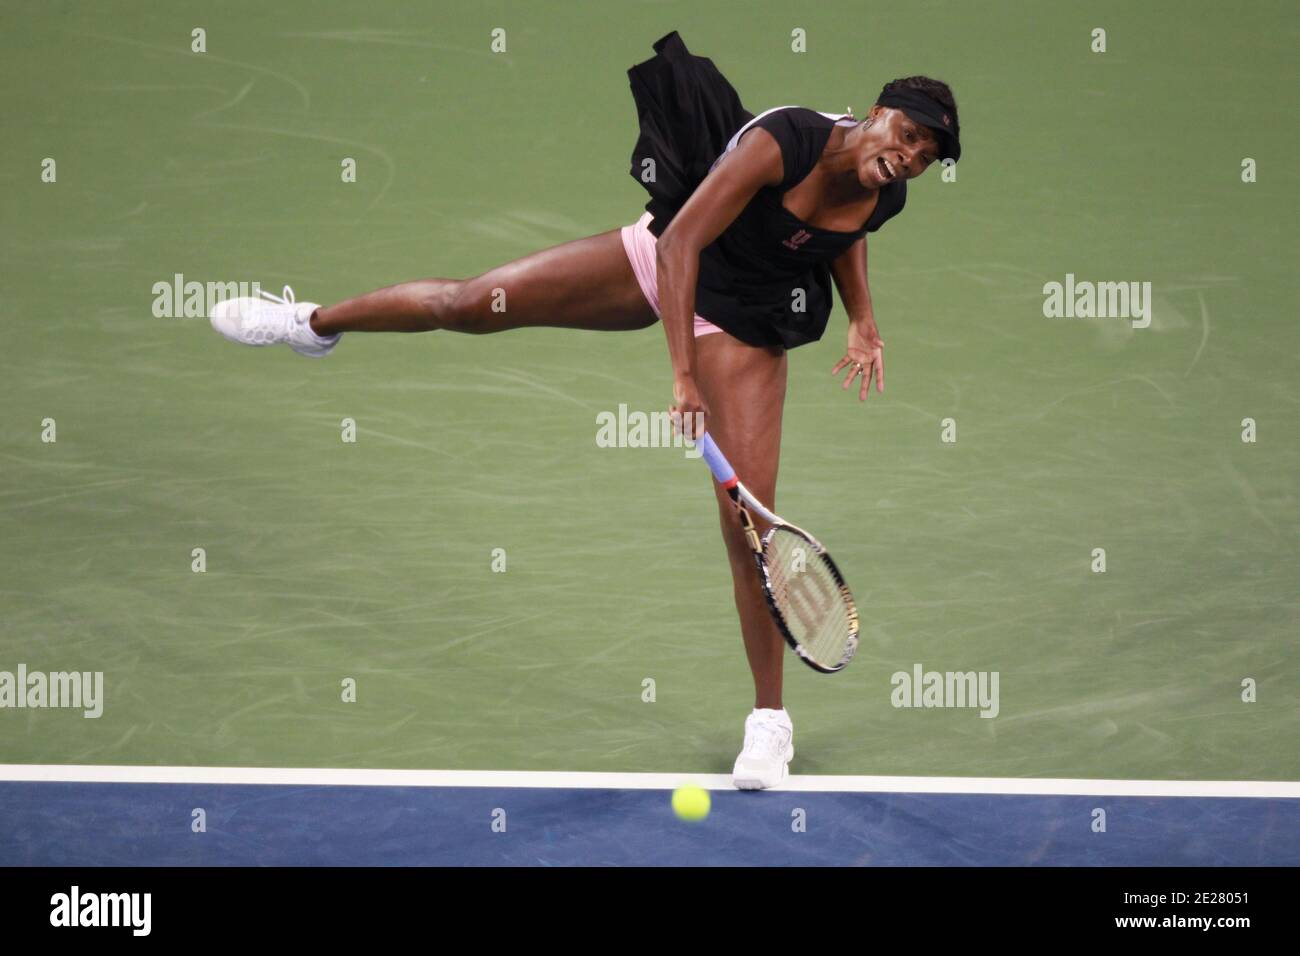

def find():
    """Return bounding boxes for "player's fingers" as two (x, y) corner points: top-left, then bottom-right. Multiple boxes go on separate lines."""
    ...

(863, 359), (880, 401)
(696, 412), (710, 440)
(692, 411), (709, 439)
(831, 357), (850, 375)
(875, 353), (885, 392)
(843, 361), (866, 390)
(673, 405), (707, 439)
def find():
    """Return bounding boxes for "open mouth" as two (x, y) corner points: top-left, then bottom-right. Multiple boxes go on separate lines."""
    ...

(876, 156), (897, 182)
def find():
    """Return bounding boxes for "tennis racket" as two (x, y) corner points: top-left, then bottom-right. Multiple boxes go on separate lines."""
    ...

(697, 433), (860, 673)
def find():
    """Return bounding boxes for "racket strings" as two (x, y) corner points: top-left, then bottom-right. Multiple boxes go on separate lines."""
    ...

(763, 528), (857, 669)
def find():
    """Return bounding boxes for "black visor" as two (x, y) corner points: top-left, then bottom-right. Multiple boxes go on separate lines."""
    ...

(875, 86), (961, 163)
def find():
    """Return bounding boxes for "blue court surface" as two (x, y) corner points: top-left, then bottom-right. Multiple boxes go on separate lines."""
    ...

(2, 772), (1296, 866)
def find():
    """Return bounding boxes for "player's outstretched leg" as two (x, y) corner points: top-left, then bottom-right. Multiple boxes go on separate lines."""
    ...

(696, 332), (795, 790)
(208, 228), (656, 354)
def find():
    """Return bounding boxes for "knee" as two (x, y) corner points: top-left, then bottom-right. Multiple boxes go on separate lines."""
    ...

(430, 279), (487, 333)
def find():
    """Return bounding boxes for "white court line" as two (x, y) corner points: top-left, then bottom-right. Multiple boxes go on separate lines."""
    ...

(0, 765), (1297, 798)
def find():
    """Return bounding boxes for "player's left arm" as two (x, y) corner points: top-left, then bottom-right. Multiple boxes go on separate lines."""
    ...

(829, 235), (884, 399)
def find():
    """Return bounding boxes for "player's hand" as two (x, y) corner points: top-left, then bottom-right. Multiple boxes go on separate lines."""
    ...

(832, 319), (884, 401)
(670, 375), (709, 439)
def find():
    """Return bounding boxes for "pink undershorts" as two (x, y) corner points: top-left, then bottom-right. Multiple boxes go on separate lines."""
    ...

(620, 211), (725, 337)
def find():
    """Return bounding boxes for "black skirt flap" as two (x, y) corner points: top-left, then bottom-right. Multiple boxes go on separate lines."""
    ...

(627, 31), (753, 224)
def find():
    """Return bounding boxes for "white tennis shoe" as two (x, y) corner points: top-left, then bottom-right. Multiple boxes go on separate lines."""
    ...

(209, 285), (339, 358)
(732, 708), (794, 790)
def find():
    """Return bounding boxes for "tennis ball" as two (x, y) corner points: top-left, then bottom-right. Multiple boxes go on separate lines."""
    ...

(671, 785), (711, 822)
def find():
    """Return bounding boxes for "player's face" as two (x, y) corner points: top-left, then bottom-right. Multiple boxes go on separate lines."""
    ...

(856, 107), (941, 188)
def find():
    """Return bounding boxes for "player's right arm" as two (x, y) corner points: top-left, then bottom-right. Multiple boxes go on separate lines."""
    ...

(656, 127), (784, 438)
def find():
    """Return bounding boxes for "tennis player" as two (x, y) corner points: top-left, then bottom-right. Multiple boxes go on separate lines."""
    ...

(210, 31), (961, 789)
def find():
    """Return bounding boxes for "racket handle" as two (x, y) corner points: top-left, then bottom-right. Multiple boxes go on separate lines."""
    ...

(697, 433), (736, 485)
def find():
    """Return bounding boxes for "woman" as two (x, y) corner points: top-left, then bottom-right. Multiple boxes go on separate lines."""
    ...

(210, 31), (961, 789)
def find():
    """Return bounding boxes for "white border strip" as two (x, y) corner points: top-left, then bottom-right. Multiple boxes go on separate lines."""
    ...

(0, 765), (1296, 798)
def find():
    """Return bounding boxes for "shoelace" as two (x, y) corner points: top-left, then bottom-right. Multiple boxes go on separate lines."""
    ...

(258, 284), (297, 312)
(743, 716), (790, 759)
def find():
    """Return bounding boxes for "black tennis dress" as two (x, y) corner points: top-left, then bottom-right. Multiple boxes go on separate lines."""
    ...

(627, 30), (906, 350)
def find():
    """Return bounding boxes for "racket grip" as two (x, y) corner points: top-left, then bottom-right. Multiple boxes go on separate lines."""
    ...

(697, 433), (736, 485)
